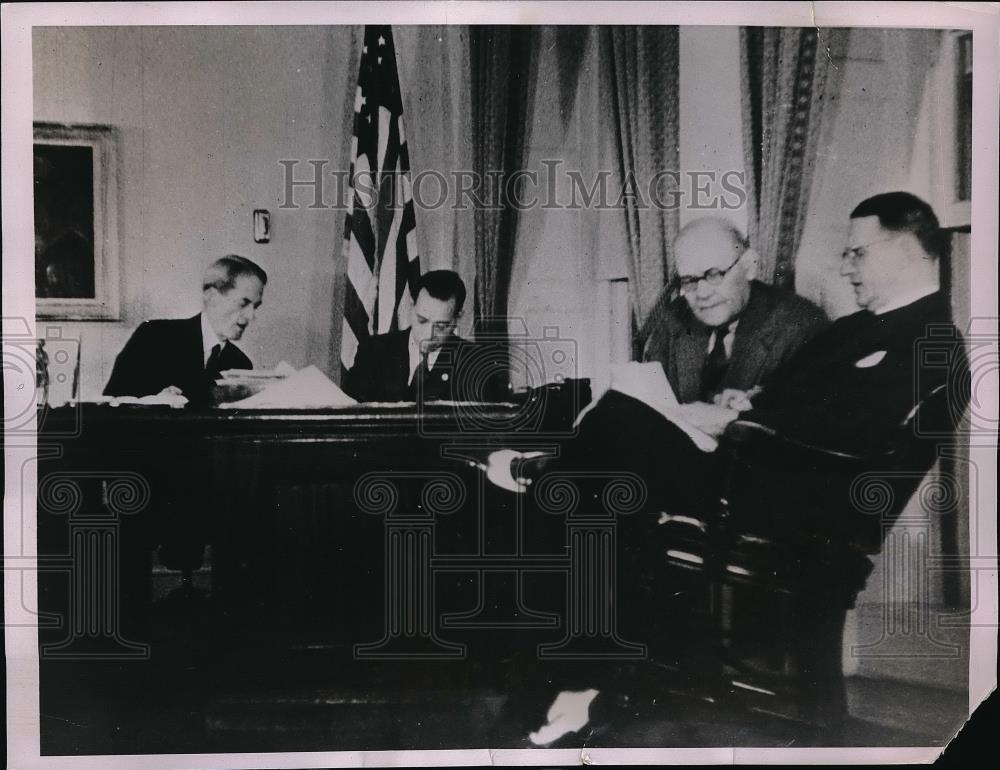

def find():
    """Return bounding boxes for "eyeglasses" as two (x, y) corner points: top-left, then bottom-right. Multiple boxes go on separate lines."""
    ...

(841, 235), (901, 266)
(677, 254), (743, 295)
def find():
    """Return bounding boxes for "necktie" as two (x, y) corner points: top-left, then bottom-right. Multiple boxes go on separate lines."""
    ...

(700, 325), (730, 402)
(205, 343), (223, 382)
(409, 352), (428, 399)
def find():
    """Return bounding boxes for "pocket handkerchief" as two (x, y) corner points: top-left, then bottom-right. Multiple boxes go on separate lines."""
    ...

(854, 350), (887, 368)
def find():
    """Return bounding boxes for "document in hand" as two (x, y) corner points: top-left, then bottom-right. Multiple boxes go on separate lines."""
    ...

(218, 365), (358, 408)
(575, 362), (718, 452)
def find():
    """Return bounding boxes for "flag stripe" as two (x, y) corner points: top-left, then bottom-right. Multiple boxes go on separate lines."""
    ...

(341, 25), (421, 371)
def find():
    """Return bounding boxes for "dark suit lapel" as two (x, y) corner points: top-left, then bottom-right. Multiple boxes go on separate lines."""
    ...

(416, 334), (459, 400)
(385, 331), (412, 400)
(185, 314), (207, 376)
(726, 283), (777, 389)
(177, 314), (212, 404)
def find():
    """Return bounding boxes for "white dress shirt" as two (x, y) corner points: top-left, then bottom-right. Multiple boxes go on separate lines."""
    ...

(872, 283), (940, 315)
(706, 319), (740, 358)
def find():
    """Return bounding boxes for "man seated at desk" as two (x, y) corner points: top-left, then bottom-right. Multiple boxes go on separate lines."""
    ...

(490, 191), (969, 746)
(104, 254), (267, 406)
(344, 269), (506, 403)
(642, 217), (828, 409)
(490, 191), (967, 508)
(102, 254), (268, 586)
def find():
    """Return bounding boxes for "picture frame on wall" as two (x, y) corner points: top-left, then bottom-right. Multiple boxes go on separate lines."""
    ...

(34, 122), (120, 320)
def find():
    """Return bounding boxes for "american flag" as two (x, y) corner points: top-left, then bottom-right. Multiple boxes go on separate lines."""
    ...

(340, 25), (420, 372)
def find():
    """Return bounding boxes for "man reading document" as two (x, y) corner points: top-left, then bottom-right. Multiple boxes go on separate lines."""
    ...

(491, 192), (970, 747)
(642, 217), (827, 407)
(488, 192), (968, 514)
(104, 254), (267, 406)
(344, 269), (507, 403)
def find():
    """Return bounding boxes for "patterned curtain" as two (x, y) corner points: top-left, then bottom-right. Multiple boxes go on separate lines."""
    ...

(469, 27), (539, 336)
(601, 27), (681, 339)
(740, 27), (844, 287)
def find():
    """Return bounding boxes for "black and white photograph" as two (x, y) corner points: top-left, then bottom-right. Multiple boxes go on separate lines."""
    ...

(3, 2), (998, 767)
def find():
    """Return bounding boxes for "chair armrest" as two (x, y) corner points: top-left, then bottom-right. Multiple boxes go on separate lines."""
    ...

(725, 419), (892, 465)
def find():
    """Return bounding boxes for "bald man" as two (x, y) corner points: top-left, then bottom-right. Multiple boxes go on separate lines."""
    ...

(642, 218), (827, 409)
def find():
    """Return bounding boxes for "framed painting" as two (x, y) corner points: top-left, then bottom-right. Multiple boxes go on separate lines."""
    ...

(34, 122), (121, 320)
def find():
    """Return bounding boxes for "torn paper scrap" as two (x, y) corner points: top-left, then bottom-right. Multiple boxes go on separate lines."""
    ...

(528, 688), (600, 746)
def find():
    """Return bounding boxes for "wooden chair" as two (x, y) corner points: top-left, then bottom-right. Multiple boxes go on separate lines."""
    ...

(652, 383), (960, 732)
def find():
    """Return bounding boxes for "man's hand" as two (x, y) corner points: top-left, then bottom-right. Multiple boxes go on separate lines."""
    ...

(484, 449), (548, 493)
(713, 387), (759, 412)
(677, 401), (740, 437)
(158, 385), (184, 397)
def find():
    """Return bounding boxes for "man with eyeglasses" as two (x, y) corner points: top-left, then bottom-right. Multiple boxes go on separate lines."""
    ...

(642, 218), (827, 437)
(488, 191), (964, 495)
(738, 191), (959, 452)
(485, 192), (967, 743)
(343, 269), (508, 403)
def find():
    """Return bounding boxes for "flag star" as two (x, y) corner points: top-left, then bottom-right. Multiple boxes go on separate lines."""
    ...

(361, 95), (367, 106)
(378, 35), (386, 46)
(377, 56), (383, 65)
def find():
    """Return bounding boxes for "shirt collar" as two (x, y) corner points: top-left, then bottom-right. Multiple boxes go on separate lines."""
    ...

(706, 318), (739, 354)
(872, 283), (939, 315)
(200, 312), (225, 365)
(408, 328), (443, 382)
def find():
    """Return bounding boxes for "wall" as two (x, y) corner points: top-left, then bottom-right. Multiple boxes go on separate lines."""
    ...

(678, 26), (748, 233)
(34, 25), (476, 398)
(795, 28), (943, 317)
(34, 26), (355, 398)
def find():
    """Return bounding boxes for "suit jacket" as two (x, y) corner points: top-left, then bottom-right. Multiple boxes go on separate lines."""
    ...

(642, 280), (828, 403)
(343, 330), (509, 403)
(103, 314), (252, 406)
(567, 292), (966, 489)
(745, 292), (966, 454)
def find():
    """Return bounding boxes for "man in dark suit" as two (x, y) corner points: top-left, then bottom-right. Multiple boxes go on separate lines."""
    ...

(642, 217), (827, 408)
(490, 193), (968, 745)
(344, 269), (506, 403)
(490, 192), (967, 502)
(102, 254), (267, 584)
(104, 254), (267, 406)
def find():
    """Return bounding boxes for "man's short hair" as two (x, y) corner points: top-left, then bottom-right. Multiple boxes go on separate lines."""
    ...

(416, 270), (466, 315)
(675, 217), (750, 253)
(850, 192), (949, 260)
(202, 255), (268, 292)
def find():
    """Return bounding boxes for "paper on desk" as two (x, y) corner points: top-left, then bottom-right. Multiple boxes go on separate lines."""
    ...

(219, 365), (357, 408)
(101, 393), (189, 408)
(574, 361), (718, 452)
(219, 360), (297, 380)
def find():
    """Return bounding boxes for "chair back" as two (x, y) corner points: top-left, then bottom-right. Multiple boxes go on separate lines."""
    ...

(724, 384), (962, 553)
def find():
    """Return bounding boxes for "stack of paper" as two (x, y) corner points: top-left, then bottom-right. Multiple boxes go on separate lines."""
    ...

(575, 361), (717, 452)
(219, 365), (357, 409)
(100, 393), (189, 409)
(218, 360), (297, 383)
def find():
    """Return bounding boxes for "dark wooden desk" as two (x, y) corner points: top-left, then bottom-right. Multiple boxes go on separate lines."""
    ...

(35, 402), (590, 655)
(35, 397), (681, 754)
